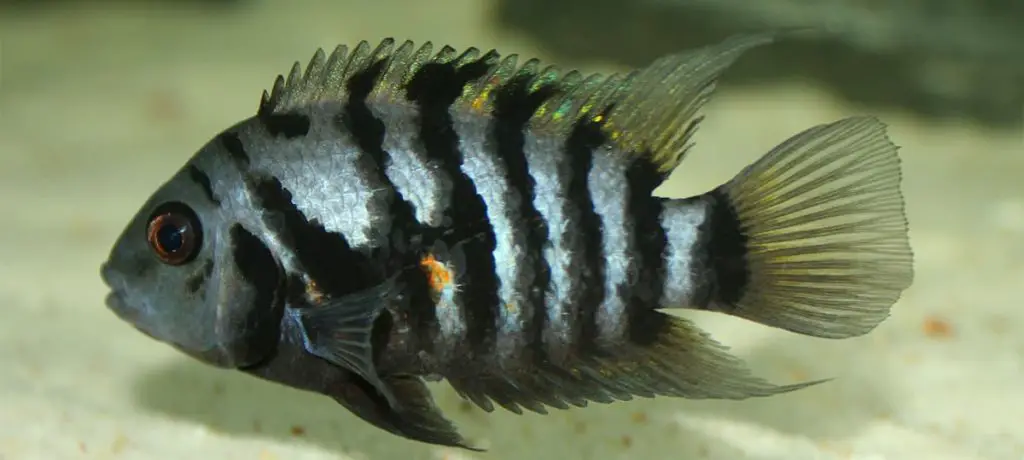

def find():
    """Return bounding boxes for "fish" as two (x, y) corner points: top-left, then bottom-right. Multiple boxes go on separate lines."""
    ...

(99, 32), (914, 450)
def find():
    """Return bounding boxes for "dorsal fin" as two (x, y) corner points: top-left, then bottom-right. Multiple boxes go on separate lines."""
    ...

(260, 38), (414, 114)
(527, 33), (778, 175)
(257, 33), (777, 174)
(449, 32), (777, 175)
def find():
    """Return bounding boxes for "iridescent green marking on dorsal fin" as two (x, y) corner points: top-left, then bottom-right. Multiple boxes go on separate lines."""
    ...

(367, 40), (431, 102)
(605, 33), (779, 173)
(527, 32), (779, 175)
(453, 51), (525, 114)
(529, 69), (634, 135)
(257, 33), (777, 175)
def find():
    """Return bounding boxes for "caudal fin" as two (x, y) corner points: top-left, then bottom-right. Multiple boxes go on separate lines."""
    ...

(702, 115), (914, 339)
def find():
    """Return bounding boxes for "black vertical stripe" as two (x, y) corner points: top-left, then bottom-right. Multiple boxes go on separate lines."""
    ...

(334, 57), (419, 256)
(335, 57), (435, 356)
(187, 165), (220, 205)
(625, 155), (669, 345)
(251, 176), (375, 298)
(185, 259), (214, 295)
(563, 113), (608, 355)
(259, 112), (312, 139)
(228, 223), (285, 367)
(218, 131), (250, 167)
(490, 73), (558, 363)
(337, 59), (390, 169)
(230, 223), (281, 312)
(219, 106), (373, 301)
(703, 188), (750, 308)
(405, 53), (498, 357)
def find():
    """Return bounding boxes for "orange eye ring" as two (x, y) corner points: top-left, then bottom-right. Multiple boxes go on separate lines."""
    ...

(146, 203), (202, 266)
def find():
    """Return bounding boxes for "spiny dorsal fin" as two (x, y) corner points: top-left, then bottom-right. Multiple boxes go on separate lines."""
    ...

(261, 38), (406, 114)
(454, 51), (525, 114)
(258, 38), (502, 115)
(258, 34), (777, 176)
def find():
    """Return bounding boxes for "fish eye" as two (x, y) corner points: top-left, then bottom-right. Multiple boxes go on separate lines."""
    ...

(146, 202), (202, 266)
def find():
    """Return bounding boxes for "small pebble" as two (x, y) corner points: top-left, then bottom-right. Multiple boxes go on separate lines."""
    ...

(922, 316), (954, 339)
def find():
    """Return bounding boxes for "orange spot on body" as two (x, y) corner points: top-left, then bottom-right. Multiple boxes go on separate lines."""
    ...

(305, 279), (325, 304)
(420, 254), (453, 296)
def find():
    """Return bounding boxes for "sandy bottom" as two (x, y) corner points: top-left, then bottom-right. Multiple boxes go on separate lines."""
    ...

(1, 1), (1022, 459)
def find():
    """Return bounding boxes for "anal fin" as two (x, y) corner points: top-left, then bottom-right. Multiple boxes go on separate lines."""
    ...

(447, 311), (818, 415)
(292, 278), (401, 410)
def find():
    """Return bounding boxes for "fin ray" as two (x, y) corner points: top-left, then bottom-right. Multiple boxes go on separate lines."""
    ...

(710, 115), (914, 339)
(292, 277), (400, 409)
(259, 34), (778, 183)
(447, 313), (817, 415)
(600, 33), (777, 175)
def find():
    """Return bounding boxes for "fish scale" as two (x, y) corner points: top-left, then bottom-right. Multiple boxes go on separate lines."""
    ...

(99, 31), (914, 451)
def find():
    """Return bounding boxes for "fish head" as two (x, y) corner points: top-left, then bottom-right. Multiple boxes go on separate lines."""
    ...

(100, 155), (284, 369)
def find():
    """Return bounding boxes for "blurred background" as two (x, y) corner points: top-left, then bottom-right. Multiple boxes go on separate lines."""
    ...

(1, 1), (1021, 459)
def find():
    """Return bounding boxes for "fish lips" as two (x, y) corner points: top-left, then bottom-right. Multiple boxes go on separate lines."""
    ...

(103, 289), (160, 342)
(101, 263), (141, 324)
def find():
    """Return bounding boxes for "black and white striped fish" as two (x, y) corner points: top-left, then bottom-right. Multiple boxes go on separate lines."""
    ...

(99, 32), (914, 450)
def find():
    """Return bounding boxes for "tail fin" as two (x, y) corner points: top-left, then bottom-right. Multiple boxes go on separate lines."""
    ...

(702, 116), (914, 339)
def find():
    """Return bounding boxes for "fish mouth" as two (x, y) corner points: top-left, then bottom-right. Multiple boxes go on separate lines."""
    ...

(100, 264), (138, 323)
(100, 263), (123, 310)
(104, 289), (139, 323)
(104, 290), (157, 340)
(100, 262), (116, 288)
(99, 265), (166, 344)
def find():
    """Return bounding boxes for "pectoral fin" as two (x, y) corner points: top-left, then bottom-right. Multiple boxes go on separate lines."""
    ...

(291, 277), (401, 409)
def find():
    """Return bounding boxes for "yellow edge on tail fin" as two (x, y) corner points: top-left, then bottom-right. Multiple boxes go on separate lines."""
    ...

(718, 116), (914, 339)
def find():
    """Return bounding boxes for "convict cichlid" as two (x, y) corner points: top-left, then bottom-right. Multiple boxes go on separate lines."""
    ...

(99, 32), (914, 450)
